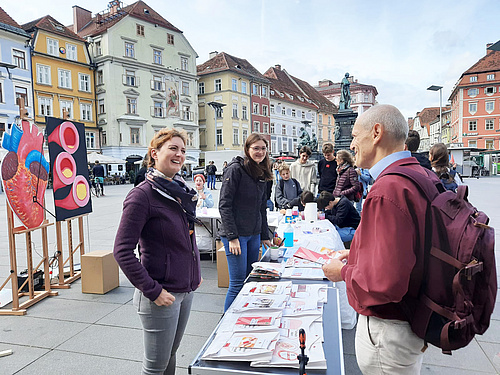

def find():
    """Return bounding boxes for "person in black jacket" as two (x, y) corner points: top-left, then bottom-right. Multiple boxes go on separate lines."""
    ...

(318, 142), (338, 194)
(134, 154), (149, 187)
(219, 133), (273, 311)
(405, 130), (431, 170)
(317, 191), (360, 242)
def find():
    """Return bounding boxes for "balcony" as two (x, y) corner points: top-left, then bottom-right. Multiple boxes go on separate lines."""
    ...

(123, 75), (140, 87)
(151, 106), (166, 118)
(182, 110), (194, 121)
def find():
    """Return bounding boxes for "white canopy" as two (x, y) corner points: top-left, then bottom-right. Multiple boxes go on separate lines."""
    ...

(87, 152), (126, 164)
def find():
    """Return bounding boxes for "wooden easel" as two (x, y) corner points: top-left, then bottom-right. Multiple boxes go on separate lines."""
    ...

(0, 104), (58, 315)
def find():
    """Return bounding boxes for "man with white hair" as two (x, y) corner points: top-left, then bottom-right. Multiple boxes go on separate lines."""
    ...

(323, 104), (429, 374)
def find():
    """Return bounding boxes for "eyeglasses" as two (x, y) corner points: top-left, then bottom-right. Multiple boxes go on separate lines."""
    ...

(250, 146), (267, 152)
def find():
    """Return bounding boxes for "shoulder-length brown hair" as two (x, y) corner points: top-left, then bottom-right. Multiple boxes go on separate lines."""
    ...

(336, 149), (355, 166)
(243, 133), (273, 181)
(148, 127), (187, 168)
(429, 143), (452, 181)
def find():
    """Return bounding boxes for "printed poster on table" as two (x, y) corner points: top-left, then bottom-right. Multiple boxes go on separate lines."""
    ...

(46, 117), (92, 221)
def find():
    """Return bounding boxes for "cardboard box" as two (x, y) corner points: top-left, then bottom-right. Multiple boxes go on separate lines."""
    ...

(81, 250), (119, 294)
(216, 241), (229, 288)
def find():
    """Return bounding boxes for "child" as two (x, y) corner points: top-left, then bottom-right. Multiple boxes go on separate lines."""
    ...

(316, 191), (360, 242)
(275, 164), (302, 209)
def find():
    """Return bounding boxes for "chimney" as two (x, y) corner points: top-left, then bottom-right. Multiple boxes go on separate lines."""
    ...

(73, 6), (92, 33)
(318, 79), (333, 87)
(209, 51), (218, 59)
(487, 43), (494, 55)
(109, 0), (121, 15)
(275, 64), (281, 70)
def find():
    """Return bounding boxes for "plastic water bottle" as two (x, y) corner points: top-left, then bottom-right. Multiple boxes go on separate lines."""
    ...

(284, 223), (294, 247)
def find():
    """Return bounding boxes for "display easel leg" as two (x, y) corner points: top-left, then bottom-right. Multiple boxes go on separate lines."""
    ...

(51, 222), (70, 289)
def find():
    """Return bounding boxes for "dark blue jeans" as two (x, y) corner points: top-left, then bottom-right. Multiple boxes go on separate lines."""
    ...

(207, 174), (216, 189)
(221, 234), (261, 311)
(335, 225), (356, 242)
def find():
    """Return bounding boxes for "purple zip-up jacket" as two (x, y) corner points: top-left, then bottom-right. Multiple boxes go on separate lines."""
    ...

(113, 180), (201, 302)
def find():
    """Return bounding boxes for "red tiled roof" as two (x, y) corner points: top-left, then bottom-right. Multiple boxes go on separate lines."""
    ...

(78, 0), (181, 38)
(408, 117), (414, 130)
(415, 106), (450, 133)
(462, 50), (500, 76)
(0, 7), (21, 28)
(315, 81), (378, 96)
(23, 15), (85, 42)
(291, 75), (337, 114)
(197, 52), (270, 83)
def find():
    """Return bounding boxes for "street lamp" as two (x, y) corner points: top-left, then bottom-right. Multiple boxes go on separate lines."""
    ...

(207, 101), (226, 151)
(427, 85), (443, 144)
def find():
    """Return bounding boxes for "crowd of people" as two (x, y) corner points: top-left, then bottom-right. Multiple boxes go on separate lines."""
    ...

(112, 104), (468, 375)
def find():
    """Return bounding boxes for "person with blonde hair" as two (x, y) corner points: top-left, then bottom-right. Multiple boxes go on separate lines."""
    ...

(275, 163), (302, 209)
(114, 127), (202, 375)
(333, 149), (361, 201)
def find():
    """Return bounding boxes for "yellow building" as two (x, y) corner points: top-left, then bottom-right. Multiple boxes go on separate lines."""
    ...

(23, 16), (98, 150)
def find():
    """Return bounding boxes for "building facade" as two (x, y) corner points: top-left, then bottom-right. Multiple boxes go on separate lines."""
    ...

(76, 1), (200, 164)
(0, 8), (32, 139)
(315, 77), (378, 115)
(449, 45), (500, 150)
(22, 15), (97, 151)
(197, 51), (270, 156)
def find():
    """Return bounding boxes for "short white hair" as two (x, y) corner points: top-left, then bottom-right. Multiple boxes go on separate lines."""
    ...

(358, 104), (408, 142)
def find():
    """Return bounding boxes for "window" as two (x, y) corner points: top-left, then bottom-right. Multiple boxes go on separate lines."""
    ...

(270, 123), (275, 134)
(252, 84), (259, 95)
(328, 116), (332, 125)
(468, 88), (479, 97)
(125, 42), (135, 58)
(181, 57), (188, 71)
(253, 121), (260, 132)
(487, 74), (495, 81)
(98, 99), (105, 114)
(486, 101), (494, 113)
(233, 128), (239, 144)
(485, 139), (494, 149)
(292, 126), (297, 136)
(137, 24), (144, 36)
(182, 105), (191, 120)
(153, 101), (164, 117)
(216, 129), (223, 145)
(215, 79), (221, 91)
(84, 132), (95, 150)
(230, 78), (237, 92)
(282, 124), (286, 135)
(124, 70), (137, 86)
(127, 98), (137, 114)
(198, 82), (205, 95)
(485, 119), (494, 130)
(80, 103), (92, 121)
(79, 73), (91, 92)
(95, 41), (102, 56)
(102, 131), (107, 146)
(186, 132), (193, 147)
(470, 76), (477, 82)
(37, 64), (51, 85)
(167, 33), (174, 45)
(270, 104), (275, 114)
(242, 129), (248, 143)
(253, 103), (259, 114)
(282, 107), (286, 115)
(0, 123), (5, 139)
(282, 141), (288, 152)
(130, 128), (140, 144)
(13, 50), (26, 69)
(38, 96), (52, 116)
(15, 87), (28, 107)
(182, 81), (189, 95)
(468, 140), (477, 147)
(47, 38), (59, 56)
(318, 114), (323, 123)
(469, 120), (477, 131)
(485, 87), (496, 95)
(60, 99), (73, 118)
(262, 86), (267, 97)
(232, 103), (238, 118)
(242, 105), (247, 120)
(241, 81), (247, 94)
(97, 70), (103, 85)
(152, 75), (163, 91)
(469, 102), (477, 114)
(291, 109), (296, 117)
(66, 43), (77, 61)
(58, 69), (71, 89)
(0, 82), (3, 103)
(271, 141), (277, 154)
(263, 122), (269, 133)
(262, 105), (268, 116)
(153, 49), (162, 64)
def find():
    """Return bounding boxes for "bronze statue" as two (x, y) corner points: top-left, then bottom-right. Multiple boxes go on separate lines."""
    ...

(339, 73), (351, 110)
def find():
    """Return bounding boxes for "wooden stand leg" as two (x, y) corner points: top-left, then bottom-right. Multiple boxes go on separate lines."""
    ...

(50, 222), (70, 289)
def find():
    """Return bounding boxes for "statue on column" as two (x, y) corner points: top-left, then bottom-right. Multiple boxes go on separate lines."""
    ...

(298, 127), (311, 149)
(339, 72), (351, 111)
(310, 133), (318, 152)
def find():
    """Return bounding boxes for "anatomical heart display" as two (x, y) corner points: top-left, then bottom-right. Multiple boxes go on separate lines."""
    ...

(1, 120), (50, 229)
(46, 117), (92, 221)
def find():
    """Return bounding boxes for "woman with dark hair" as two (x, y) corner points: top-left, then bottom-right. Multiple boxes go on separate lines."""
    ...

(429, 143), (461, 192)
(114, 128), (201, 375)
(219, 133), (273, 311)
(333, 149), (361, 201)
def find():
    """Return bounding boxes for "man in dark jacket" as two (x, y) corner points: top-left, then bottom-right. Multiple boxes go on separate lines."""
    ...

(405, 130), (431, 170)
(318, 142), (338, 194)
(317, 191), (360, 242)
(205, 161), (217, 190)
(92, 160), (105, 195)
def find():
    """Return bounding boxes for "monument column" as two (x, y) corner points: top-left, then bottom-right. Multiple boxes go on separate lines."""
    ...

(333, 73), (357, 152)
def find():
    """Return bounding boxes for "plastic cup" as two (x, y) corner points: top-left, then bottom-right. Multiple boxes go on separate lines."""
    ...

(270, 247), (280, 261)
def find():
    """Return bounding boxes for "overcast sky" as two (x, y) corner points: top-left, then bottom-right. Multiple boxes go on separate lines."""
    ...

(4, 0), (499, 119)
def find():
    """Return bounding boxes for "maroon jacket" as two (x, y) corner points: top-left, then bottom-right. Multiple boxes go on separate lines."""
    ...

(341, 158), (429, 320)
(333, 166), (360, 200)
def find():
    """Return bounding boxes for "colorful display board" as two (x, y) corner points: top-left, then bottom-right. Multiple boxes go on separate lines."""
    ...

(46, 117), (92, 221)
(1, 120), (49, 229)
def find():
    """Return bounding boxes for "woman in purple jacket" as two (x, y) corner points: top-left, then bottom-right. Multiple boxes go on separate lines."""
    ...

(114, 128), (201, 375)
(333, 149), (361, 201)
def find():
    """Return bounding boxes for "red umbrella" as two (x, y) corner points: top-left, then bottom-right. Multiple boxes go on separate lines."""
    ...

(276, 156), (295, 160)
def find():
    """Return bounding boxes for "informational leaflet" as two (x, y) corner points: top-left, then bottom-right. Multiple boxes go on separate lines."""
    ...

(218, 311), (283, 333)
(282, 267), (326, 280)
(293, 247), (331, 265)
(230, 294), (289, 312)
(249, 262), (285, 279)
(240, 281), (292, 296)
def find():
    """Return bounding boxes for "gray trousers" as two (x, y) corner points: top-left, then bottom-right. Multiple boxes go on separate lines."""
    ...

(134, 289), (194, 375)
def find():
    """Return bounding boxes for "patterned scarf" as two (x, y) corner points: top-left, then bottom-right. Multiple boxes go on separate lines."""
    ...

(146, 168), (200, 229)
(336, 162), (350, 175)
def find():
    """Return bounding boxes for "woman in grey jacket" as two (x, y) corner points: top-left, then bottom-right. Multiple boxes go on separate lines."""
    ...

(219, 133), (273, 311)
(114, 128), (201, 375)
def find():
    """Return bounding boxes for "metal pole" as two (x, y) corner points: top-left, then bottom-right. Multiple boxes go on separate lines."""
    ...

(214, 109), (217, 151)
(439, 88), (442, 144)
